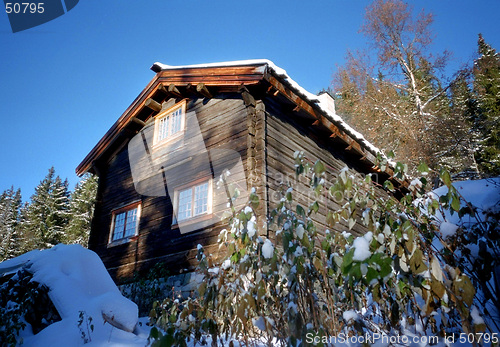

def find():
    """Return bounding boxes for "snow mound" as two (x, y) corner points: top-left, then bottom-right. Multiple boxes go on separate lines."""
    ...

(432, 177), (500, 225)
(0, 244), (142, 346)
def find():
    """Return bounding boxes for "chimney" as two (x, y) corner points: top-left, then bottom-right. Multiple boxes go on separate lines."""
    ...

(318, 92), (336, 115)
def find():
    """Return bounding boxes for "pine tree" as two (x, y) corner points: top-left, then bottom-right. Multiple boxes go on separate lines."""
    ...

(0, 187), (22, 260)
(64, 174), (98, 247)
(473, 34), (500, 176)
(437, 73), (481, 179)
(20, 167), (70, 250)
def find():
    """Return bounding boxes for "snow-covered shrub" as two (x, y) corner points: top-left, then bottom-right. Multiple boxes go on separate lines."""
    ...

(0, 268), (61, 346)
(77, 310), (94, 344)
(148, 154), (498, 346)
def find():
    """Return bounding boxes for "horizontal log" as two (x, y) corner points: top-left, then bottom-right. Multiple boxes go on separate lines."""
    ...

(130, 117), (146, 127)
(145, 98), (162, 112)
(196, 83), (212, 98)
(168, 84), (183, 98)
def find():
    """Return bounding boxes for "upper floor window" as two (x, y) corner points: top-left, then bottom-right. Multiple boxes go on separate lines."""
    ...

(174, 179), (212, 224)
(154, 101), (186, 145)
(110, 202), (141, 243)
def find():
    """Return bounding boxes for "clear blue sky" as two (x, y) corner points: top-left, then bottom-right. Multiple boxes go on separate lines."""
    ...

(0, 0), (499, 200)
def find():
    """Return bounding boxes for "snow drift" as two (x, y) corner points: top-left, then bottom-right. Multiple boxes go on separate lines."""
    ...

(0, 244), (143, 346)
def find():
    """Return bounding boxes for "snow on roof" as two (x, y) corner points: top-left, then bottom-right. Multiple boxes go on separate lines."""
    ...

(152, 59), (385, 160)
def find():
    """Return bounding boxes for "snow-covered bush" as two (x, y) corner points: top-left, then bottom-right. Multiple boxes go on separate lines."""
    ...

(0, 244), (140, 346)
(0, 268), (60, 346)
(148, 154), (498, 346)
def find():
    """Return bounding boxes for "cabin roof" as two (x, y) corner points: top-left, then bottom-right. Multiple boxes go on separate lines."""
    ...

(76, 59), (393, 178)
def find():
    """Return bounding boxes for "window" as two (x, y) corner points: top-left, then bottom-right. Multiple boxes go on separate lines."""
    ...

(154, 101), (186, 145)
(110, 202), (141, 242)
(175, 180), (212, 223)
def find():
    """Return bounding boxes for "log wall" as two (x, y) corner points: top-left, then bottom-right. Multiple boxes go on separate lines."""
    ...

(89, 96), (250, 281)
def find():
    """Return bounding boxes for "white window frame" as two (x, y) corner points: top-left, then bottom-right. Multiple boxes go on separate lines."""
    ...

(153, 101), (186, 146)
(173, 178), (213, 226)
(109, 202), (141, 244)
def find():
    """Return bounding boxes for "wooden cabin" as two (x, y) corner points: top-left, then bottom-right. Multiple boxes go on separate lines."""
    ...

(76, 60), (399, 282)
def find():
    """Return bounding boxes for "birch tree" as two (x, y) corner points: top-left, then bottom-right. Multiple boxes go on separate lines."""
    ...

(335, 0), (472, 174)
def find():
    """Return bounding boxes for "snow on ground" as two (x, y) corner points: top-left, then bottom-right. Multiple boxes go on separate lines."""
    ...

(0, 179), (497, 346)
(439, 221), (459, 239)
(432, 177), (500, 225)
(0, 244), (148, 346)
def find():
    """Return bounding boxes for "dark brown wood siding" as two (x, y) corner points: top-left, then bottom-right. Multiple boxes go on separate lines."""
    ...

(262, 96), (386, 237)
(89, 96), (250, 281)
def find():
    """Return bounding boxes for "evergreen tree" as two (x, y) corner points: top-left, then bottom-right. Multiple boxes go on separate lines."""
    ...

(20, 167), (70, 249)
(473, 34), (500, 176)
(64, 174), (98, 247)
(0, 187), (22, 260)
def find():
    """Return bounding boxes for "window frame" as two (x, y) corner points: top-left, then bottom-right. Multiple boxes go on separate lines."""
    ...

(173, 178), (213, 228)
(108, 201), (141, 245)
(153, 100), (187, 146)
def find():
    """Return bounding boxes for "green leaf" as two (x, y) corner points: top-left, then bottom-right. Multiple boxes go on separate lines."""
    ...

(384, 180), (395, 192)
(440, 170), (452, 188)
(250, 193), (260, 209)
(417, 162), (429, 174)
(428, 199), (439, 215)
(341, 249), (355, 273)
(365, 267), (379, 284)
(451, 196), (461, 212)
(296, 205), (305, 217)
(314, 160), (326, 175)
(309, 201), (319, 214)
(349, 263), (362, 281)
(159, 334), (175, 347)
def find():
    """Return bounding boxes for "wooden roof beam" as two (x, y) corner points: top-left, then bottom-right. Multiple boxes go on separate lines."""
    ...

(144, 98), (162, 112)
(196, 83), (212, 98)
(185, 83), (197, 96)
(157, 83), (183, 98)
(168, 83), (183, 98)
(130, 117), (146, 128)
(239, 84), (256, 107)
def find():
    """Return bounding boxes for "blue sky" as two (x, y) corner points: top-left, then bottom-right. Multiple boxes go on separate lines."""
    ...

(0, 0), (499, 199)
